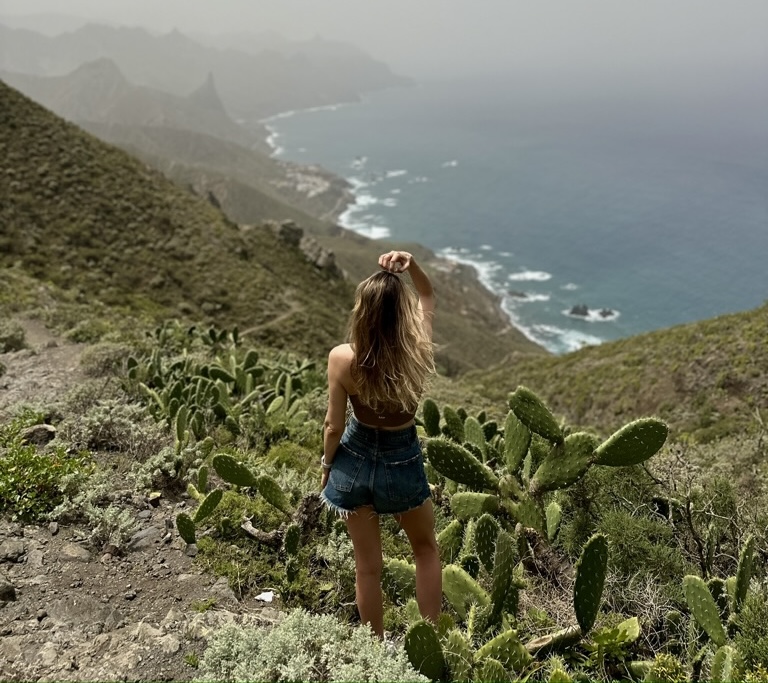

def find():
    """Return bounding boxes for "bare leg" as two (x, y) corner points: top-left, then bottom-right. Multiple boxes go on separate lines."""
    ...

(345, 506), (384, 638)
(396, 500), (441, 624)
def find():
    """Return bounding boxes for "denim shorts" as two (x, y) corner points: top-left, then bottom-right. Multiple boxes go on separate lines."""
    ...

(321, 417), (431, 516)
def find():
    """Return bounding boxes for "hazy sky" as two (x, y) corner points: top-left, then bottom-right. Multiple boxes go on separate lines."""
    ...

(1, 0), (766, 80)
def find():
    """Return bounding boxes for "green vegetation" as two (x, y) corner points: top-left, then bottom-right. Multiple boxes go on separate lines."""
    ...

(2, 76), (768, 683)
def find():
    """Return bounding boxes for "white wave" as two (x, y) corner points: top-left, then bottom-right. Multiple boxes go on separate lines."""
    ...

(441, 160), (459, 168)
(480, 244), (493, 251)
(508, 270), (552, 282)
(346, 176), (370, 190)
(408, 176), (430, 184)
(381, 198), (398, 207)
(561, 283), (579, 291)
(499, 251), (513, 257)
(531, 324), (603, 353)
(390, 189), (401, 195)
(386, 169), (408, 178)
(562, 307), (621, 322)
(517, 292), (551, 303)
(350, 156), (368, 170)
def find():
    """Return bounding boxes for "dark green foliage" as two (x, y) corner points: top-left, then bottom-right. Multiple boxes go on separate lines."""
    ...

(574, 533), (609, 635)
(593, 417), (668, 467)
(176, 513), (197, 545)
(735, 586), (768, 671)
(509, 385), (563, 444)
(422, 398), (441, 437)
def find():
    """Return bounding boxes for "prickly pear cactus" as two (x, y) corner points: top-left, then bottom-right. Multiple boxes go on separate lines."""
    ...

(508, 386), (563, 444)
(176, 513), (196, 545)
(475, 629), (533, 672)
(710, 645), (742, 683)
(443, 406), (466, 443)
(444, 629), (474, 682)
(212, 453), (260, 488)
(437, 519), (464, 563)
(256, 474), (290, 514)
(490, 530), (517, 623)
(475, 513), (501, 574)
(683, 574), (727, 647)
(283, 523), (301, 556)
(504, 410), (531, 473)
(193, 488), (223, 523)
(546, 501), (563, 543)
(464, 416), (487, 459)
(383, 558), (417, 603)
(573, 533), (609, 635)
(422, 398), (441, 437)
(474, 657), (507, 682)
(529, 432), (598, 496)
(443, 564), (491, 620)
(426, 439), (500, 492)
(451, 492), (500, 521)
(734, 534), (755, 614)
(404, 620), (446, 682)
(593, 417), (668, 467)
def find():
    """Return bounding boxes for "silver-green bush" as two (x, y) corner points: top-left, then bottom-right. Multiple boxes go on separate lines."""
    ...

(198, 609), (427, 683)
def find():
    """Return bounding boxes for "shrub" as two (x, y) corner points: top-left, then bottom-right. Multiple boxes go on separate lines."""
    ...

(79, 342), (133, 377)
(0, 319), (26, 352)
(198, 608), (428, 682)
(0, 411), (92, 521)
(735, 582), (768, 671)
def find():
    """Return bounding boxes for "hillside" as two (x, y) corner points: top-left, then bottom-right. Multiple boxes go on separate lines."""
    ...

(0, 79), (352, 357)
(462, 303), (768, 440)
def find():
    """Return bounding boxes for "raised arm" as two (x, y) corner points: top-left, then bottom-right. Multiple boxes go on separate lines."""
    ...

(379, 250), (435, 339)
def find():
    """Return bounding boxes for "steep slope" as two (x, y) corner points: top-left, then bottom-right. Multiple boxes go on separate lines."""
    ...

(463, 303), (768, 440)
(0, 80), (353, 357)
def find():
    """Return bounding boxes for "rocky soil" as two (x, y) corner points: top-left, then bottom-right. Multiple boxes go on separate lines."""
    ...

(0, 322), (281, 682)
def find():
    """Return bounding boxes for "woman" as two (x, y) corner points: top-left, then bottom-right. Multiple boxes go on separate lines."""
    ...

(321, 250), (441, 638)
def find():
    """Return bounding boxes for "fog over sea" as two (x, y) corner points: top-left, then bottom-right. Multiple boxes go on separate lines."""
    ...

(263, 76), (768, 354)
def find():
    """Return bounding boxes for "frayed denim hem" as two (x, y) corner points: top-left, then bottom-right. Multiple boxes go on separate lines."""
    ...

(320, 491), (354, 519)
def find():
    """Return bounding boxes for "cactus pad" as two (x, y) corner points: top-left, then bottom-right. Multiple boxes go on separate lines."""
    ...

(437, 520), (464, 563)
(711, 645), (742, 683)
(256, 474), (290, 514)
(451, 492), (500, 521)
(193, 488), (223, 523)
(175, 513), (196, 545)
(475, 629), (533, 672)
(474, 657), (508, 682)
(683, 574), (727, 647)
(383, 558), (417, 603)
(444, 629), (474, 683)
(504, 410), (531, 473)
(574, 533), (609, 635)
(464, 416), (487, 458)
(212, 454), (259, 488)
(504, 496), (546, 534)
(734, 534), (755, 613)
(404, 620), (446, 682)
(422, 398), (441, 437)
(529, 432), (598, 495)
(546, 501), (563, 543)
(508, 386), (563, 444)
(283, 523), (301, 556)
(490, 530), (517, 623)
(593, 417), (668, 467)
(426, 438), (500, 492)
(443, 406), (466, 443)
(475, 513), (501, 573)
(443, 564), (491, 620)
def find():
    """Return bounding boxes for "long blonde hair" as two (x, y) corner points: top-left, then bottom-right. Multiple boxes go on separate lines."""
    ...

(348, 271), (434, 413)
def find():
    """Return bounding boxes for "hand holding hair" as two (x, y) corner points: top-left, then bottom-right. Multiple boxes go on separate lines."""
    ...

(379, 250), (413, 273)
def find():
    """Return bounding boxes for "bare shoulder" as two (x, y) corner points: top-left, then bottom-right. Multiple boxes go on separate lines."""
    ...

(329, 343), (353, 363)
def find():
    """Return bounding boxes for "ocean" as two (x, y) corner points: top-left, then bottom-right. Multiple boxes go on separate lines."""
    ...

(262, 75), (768, 354)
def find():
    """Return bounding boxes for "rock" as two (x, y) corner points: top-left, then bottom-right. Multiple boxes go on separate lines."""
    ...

(569, 304), (589, 317)
(0, 540), (25, 563)
(127, 525), (163, 551)
(60, 542), (91, 563)
(299, 235), (342, 276)
(49, 521), (59, 535)
(271, 220), (303, 247)
(19, 423), (56, 446)
(0, 580), (16, 601)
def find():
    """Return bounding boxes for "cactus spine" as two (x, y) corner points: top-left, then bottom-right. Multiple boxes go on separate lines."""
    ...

(444, 629), (474, 682)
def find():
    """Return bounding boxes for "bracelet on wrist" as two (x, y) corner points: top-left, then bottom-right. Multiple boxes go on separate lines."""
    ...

(320, 455), (332, 470)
